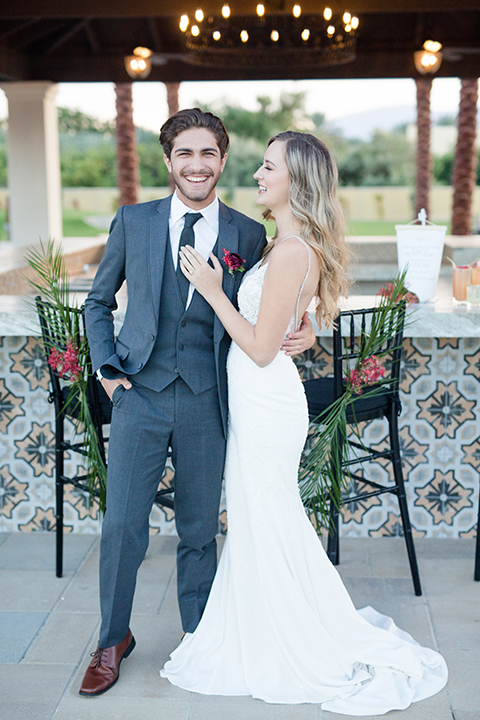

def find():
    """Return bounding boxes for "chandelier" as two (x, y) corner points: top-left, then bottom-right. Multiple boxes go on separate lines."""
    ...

(178, 4), (359, 67)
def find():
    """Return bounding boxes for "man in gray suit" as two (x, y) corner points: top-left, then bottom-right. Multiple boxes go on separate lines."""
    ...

(80, 108), (314, 696)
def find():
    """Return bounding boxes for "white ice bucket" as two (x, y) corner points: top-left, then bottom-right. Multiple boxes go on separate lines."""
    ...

(395, 221), (447, 302)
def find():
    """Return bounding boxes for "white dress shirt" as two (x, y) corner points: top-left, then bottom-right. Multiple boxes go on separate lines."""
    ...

(169, 192), (219, 308)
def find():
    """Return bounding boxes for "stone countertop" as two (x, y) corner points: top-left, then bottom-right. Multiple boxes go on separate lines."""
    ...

(2, 277), (480, 338)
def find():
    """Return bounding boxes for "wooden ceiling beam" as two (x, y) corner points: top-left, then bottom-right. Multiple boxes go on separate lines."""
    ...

(0, 18), (40, 40)
(11, 19), (72, 49)
(42, 19), (88, 56)
(27, 49), (480, 83)
(84, 20), (100, 54)
(0, 44), (30, 80)
(148, 17), (162, 53)
(1, 0), (478, 19)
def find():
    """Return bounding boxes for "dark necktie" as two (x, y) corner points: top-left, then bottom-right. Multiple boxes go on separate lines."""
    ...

(176, 212), (202, 307)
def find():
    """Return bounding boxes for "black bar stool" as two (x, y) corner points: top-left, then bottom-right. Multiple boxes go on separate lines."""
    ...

(36, 297), (174, 577)
(303, 303), (422, 596)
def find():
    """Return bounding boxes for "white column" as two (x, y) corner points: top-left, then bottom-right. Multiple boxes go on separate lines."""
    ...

(0, 81), (62, 246)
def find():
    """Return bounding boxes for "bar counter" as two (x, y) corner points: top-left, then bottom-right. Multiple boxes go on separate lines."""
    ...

(0, 280), (479, 539)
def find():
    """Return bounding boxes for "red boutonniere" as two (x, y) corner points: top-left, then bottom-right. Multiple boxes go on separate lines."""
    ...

(222, 248), (246, 277)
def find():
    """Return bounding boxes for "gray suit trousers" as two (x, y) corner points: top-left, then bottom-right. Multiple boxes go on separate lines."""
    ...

(98, 377), (226, 647)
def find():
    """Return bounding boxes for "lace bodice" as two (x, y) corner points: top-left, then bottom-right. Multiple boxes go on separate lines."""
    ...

(237, 237), (311, 336)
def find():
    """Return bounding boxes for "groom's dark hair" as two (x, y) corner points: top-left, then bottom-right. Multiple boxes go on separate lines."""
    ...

(160, 108), (230, 159)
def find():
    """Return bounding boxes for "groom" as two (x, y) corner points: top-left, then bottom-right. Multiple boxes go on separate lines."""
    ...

(80, 108), (314, 696)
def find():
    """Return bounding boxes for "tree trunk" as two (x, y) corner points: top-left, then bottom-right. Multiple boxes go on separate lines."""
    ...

(165, 82), (180, 191)
(115, 83), (139, 206)
(415, 77), (432, 218)
(452, 78), (478, 235)
(165, 82), (180, 117)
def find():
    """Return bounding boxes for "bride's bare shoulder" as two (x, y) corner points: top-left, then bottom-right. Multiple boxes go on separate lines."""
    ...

(268, 236), (310, 271)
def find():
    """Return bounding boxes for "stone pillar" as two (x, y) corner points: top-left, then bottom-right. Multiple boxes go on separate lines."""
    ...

(0, 81), (62, 246)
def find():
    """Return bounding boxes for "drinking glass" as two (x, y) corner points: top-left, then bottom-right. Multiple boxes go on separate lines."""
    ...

(453, 266), (471, 303)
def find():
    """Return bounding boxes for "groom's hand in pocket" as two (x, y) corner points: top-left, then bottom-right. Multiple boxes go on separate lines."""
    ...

(281, 312), (316, 356)
(101, 376), (132, 401)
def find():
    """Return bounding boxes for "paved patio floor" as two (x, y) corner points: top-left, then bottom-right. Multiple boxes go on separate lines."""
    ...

(0, 532), (478, 720)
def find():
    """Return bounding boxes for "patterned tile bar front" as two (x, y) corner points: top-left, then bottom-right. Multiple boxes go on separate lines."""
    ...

(1, 330), (479, 538)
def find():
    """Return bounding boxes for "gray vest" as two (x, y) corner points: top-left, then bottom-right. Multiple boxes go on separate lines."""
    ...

(135, 236), (217, 394)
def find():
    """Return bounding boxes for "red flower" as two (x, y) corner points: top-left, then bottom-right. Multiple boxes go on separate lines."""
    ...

(348, 355), (385, 394)
(48, 340), (82, 381)
(222, 248), (246, 276)
(377, 282), (419, 304)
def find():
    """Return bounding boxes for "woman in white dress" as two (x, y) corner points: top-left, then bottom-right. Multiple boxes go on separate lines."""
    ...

(160, 131), (448, 715)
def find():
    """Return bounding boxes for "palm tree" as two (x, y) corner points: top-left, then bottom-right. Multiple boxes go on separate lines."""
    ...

(114, 83), (139, 206)
(165, 81), (180, 117)
(451, 78), (478, 235)
(415, 77), (432, 218)
(165, 82), (180, 191)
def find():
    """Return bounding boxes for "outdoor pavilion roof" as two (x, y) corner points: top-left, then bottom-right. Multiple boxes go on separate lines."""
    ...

(0, 1), (479, 83)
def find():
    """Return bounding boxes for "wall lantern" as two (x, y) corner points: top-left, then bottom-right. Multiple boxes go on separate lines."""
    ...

(414, 40), (443, 75)
(124, 46), (152, 79)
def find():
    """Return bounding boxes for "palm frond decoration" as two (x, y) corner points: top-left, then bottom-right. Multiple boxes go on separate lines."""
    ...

(25, 239), (107, 512)
(299, 270), (416, 530)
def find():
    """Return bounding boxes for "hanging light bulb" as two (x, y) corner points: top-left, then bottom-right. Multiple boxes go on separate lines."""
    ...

(293, 4), (301, 18)
(179, 14), (189, 32)
(270, 29), (279, 41)
(240, 30), (249, 42)
(213, 30), (221, 40)
(191, 24), (200, 36)
(301, 28), (310, 41)
(343, 11), (351, 24)
(256, 4), (265, 17)
(133, 46), (152, 58)
(324, 7), (332, 21)
(424, 39), (442, 53)
(195, 8), (204, 22)
(327, 25), (335, 36)
(124, 55), (152, 79)
(351, 16), (359, 29)
(345, 23), (352, 32)
(221, 4), (230, 18)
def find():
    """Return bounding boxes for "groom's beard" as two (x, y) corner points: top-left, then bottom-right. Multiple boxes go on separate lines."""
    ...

(172, 167), (222, 204)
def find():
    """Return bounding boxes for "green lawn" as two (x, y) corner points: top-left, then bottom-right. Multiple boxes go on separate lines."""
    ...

(0, 208), (100, 241)
(62, 210), (102, 236)
(347, 219), (452, 235)
(0, 210), (451, 242)
(0, 207), (6, 241)
(262, 218), (453, 237)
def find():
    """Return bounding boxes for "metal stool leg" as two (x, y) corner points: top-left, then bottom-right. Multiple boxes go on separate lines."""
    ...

(474, 472), (480, 581)
(55, 410), (65, 578)
(327, 498), (340, 565)
(390, 412), (422, 596)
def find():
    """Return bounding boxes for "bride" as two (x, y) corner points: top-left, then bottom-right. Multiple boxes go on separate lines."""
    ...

(160, 131), (447, 714)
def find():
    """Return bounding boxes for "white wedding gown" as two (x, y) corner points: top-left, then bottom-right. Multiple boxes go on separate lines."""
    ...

(161, 247), (448, 715)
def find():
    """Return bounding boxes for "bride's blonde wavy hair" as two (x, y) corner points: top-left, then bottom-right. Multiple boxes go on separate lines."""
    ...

(263, 131), (349, 329)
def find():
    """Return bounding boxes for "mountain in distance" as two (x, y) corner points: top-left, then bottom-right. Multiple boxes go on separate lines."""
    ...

(326, 106), (456, 140)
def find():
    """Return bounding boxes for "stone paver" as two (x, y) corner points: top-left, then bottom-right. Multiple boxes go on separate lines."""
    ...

(0, 533), (477, 720)
(0, 611), (48, 662)
(0, 663), (75, 720)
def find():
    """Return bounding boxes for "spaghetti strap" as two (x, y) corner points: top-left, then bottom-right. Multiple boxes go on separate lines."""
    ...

(279, 236), (311, 330)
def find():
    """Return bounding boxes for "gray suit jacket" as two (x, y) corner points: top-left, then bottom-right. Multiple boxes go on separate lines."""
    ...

(84, 195), (267, 432)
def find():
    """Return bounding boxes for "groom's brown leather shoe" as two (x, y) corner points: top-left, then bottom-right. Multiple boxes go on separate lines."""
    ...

(79, 630), (135, 696)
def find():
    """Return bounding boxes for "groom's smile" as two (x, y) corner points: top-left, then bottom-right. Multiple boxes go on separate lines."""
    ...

(164, 127), (228, 210)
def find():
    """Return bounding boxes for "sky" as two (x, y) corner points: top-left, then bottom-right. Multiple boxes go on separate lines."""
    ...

(0, 77), (468, 136)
